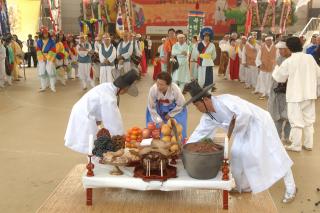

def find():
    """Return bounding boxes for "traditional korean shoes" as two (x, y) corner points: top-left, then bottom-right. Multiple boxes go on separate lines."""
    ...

(282, 188), (297, 203)
(39, 88), (46, 92)
(285, 145), (301, 152)
(302, 145), (312, 151)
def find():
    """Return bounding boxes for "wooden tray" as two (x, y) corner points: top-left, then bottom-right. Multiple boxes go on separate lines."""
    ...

(133, 164), (177, 182)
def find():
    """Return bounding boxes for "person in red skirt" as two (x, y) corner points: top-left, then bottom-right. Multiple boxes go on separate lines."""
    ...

(152, 52), (161, 81)
(137, 34), (148, 76)
(229, 38), (240, 80)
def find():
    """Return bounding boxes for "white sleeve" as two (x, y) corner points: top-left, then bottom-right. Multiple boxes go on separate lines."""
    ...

(98, 45), (105, 62)
(242, 47), (246, 64)
(147, 86), (163, 124)
(272, 60), (289, 83)
(171, 44), (179, 56)
(187, 114), (218, 143)
(108, 45), (116, 63)
(168, 84), (186, 118)
(121, 43), (133, 59)
(101, 97), (125, 136)
(255, 49), (262, 67)
(211, 44), (217, 61)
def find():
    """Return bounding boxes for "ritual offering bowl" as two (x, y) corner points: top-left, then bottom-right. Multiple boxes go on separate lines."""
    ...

(182, 139), (224, 180)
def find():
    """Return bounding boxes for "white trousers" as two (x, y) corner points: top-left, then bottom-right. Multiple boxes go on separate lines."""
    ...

(288, 100), (316, 149)
(93, 63), (100, 79)
(38, 61), (56, 90)
(197, 66), (214, 88)
(239, 64), (246, 82)
(245, 66), (258, 88)
(55, 59), (66, 85)
(100, 66), (114, 84)
(79, 63), (95, 89)
(0, 60), (6, 87)
(255, 71), (272, 96)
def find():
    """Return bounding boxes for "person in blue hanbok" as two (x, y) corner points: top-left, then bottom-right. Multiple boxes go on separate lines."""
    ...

(146, 72), (187, 139)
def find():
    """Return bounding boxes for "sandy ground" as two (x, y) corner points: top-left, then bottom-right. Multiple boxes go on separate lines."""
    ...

(0, 67), (319, 213)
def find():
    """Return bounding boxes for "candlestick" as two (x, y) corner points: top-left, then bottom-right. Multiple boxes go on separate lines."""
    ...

(89, 134), (94, 156)
(160, 160), (163, 177)
(86, 155), (95, 177)
(224, 137), (229, 159)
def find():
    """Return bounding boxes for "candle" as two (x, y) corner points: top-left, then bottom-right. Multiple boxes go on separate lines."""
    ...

(160, 160), (163, 177)
(89, 134), (94, 156)
(224, 137), (228, 159)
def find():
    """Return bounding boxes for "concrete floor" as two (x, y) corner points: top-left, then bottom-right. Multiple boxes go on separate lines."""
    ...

(0, 67), (319, 213)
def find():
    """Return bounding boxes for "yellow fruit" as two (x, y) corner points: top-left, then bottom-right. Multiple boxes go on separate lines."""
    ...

(162, 136), (171, 142)
(171, 136), (177, 143)
(170, 144), (179, 152)
(176, 124), (183, 134)
(161, 124), (171, 136)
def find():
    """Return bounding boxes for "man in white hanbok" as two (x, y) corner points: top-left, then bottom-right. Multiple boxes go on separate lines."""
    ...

(98, 33), (116, 84)
(117, 31), (133, 73)
(171, 34), (190, 91)
(64, 70), (139, 154)
(242, 36), (259, 89)
(183, 80), (297, 203)
(273, 37), (320, 152)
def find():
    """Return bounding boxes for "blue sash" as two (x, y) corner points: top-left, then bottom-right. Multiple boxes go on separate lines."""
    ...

(78, 43), (91, 63)
(119, 41), (131, 62)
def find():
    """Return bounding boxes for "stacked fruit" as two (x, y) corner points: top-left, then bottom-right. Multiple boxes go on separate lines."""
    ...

(125, 127), (143, 148)
(142, 122), (160, 139)
(161, 119), (183, 143)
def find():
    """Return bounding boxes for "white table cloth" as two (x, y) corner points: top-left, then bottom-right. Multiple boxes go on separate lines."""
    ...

(82, 159), (235, 191)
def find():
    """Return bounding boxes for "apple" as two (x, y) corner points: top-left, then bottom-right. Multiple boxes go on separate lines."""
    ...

(142, 128), (151, 139)
(147, 122), (156, 131)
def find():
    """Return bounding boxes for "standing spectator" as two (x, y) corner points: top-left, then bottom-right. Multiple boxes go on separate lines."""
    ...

(197, 29), (216, 90)
(0, 38), (6, 88)
(77, 33), (95, 90)
(152, 52), (161, 81)
(158, 37), (167, 72)
(273, 37), (320, 152)
(164, 28), (177, 74)
(171, 34), (190, 90)
(189, 35), (199, 80)
(147, 35), (152, 64)
(12, 34), (23, 49)
(26, 34), (37, 68)
(268, 41), (291, 144)
(254, 36), (277, 99)
(305, 33), (318, 54)
(242, 36), (259, 90)
(238, 36), (247, 83)
(8, 34), (23, 81)
(228, 38), (240, 81)
(218, 34), (230, 77)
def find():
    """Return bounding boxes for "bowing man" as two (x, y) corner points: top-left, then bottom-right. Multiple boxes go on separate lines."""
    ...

(146, 72), (187, 139)
(183, 80), (297, 203)
(64, 70), (139, 154)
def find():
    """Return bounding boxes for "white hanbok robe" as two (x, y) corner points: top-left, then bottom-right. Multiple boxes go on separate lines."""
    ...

(187, 95), (293, 193)
(98, 42), (116, 84)
(117, 41), (133, 73)
(64, 83), (124, 154)
(171, 42), (190, 88)
(0, 44), (6, 87)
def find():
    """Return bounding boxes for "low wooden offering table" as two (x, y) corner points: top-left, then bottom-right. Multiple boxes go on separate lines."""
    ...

(82, 158), (235, 210)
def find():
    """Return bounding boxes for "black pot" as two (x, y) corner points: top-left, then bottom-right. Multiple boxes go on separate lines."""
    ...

(182, 143), (224, 180)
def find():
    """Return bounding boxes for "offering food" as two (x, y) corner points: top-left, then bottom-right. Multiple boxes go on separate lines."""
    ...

(92, 131), (125, 158)
(125, 127), (143, 148)
(160, 119), (183, 143)
(97, 128), (111, 138)
(184, 138), (223, 153)
(111, 135), (126, 150)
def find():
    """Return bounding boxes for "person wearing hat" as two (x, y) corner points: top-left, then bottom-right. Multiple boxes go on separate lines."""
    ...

(55, 33), (69, 86)
(171, 33), (190, 90)
(254, 36), (276, 99)
(242, 36), (259, 90)
(183, 80), (297, 203)
(268, 40), (291, 144)
(36, 27), (57, 92)
(64, 69), (139, 154)
(77, 33), (95, 90)
(273, 37), (320, 152)
(198, 29), (216, 90)
(117, 30), (134, 74)
(98, 33), (116, 84)
(146, 72), (187, 138)
(238, 36), (247, 83)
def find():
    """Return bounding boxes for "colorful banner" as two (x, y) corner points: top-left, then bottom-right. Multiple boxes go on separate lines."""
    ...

(187, 11), (204, 43)
(0, 0), (10, 36)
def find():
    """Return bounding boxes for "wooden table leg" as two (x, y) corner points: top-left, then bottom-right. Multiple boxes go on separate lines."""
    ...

(223, 190), (228, 210)
(86, 188), (93, 206)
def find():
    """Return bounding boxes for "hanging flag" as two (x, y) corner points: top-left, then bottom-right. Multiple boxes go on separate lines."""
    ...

(187, 11), (205, 44)
(116, 3), (124, 35)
